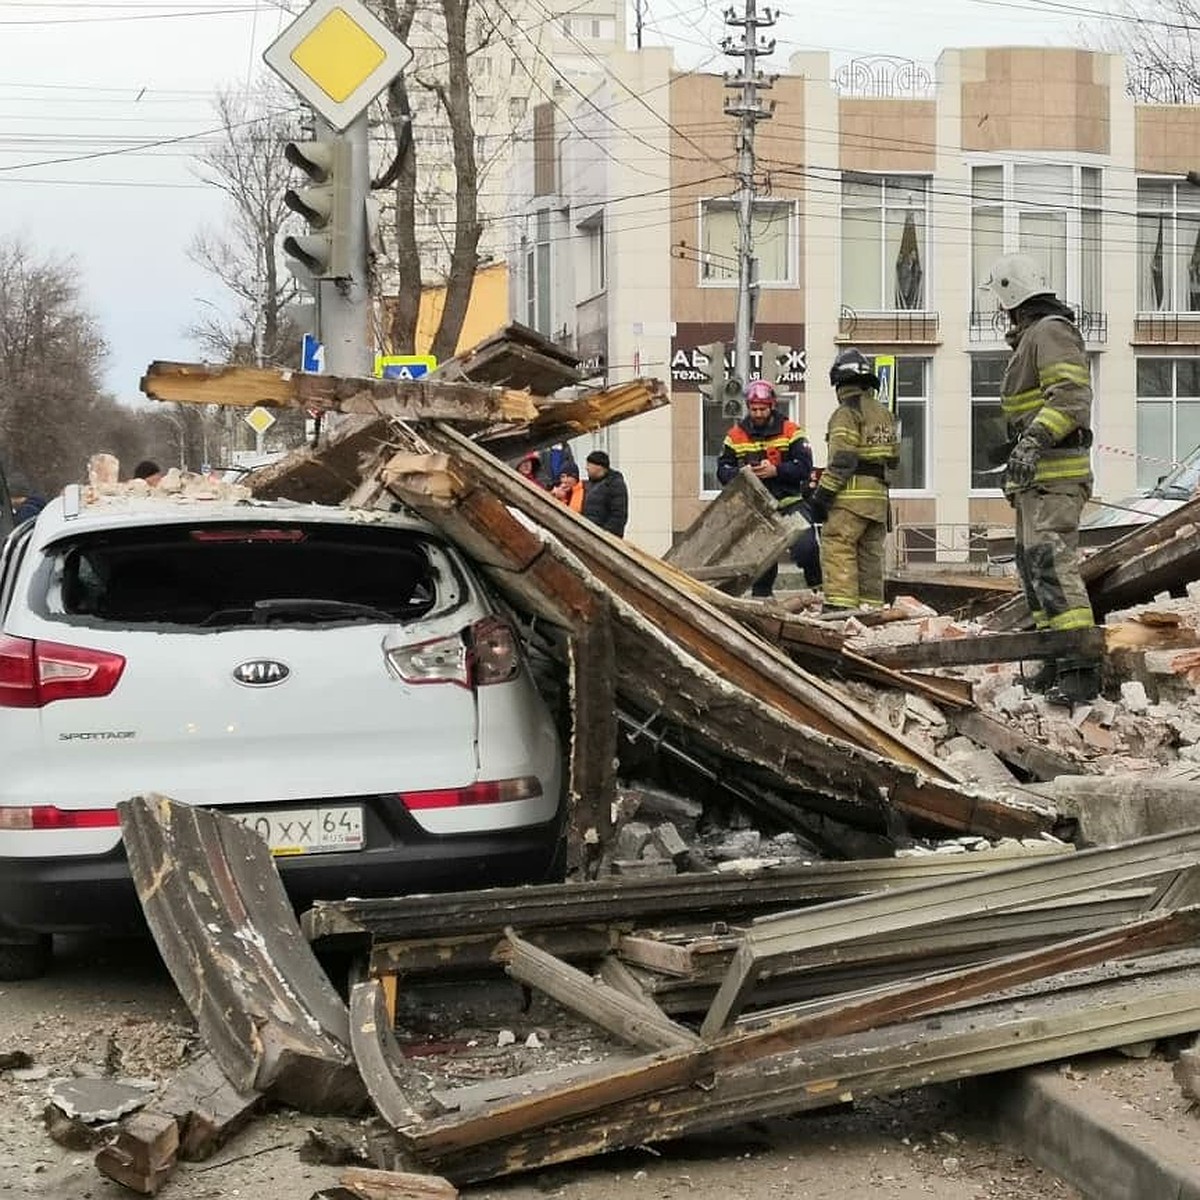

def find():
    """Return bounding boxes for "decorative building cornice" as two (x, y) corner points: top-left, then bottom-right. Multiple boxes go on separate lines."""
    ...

(834, 55), (934, 99)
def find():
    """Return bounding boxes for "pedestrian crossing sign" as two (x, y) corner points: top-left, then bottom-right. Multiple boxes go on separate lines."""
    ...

(375, 354), (437, 381)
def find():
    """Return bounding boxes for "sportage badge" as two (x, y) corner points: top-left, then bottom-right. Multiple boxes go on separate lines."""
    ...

(232, 660), (291, 687)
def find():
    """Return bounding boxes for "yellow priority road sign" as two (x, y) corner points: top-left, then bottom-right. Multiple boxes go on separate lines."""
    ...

(263, 0), (413, 132)
(244, 406), (277, 436)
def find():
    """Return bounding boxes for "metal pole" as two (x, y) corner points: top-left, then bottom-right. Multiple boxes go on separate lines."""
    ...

(318, 113), (373, 378)
(723, 1), (775, 391)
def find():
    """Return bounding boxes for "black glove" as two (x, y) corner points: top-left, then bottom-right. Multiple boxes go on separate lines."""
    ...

(808, 491), (831, 524)
(1006, 425), (1054, 490)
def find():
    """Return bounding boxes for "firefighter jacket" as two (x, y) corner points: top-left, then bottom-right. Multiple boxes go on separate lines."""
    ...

(1001, 310), (1093, 495)
(813, 386), (899, 522)
(715, 410), (814, 512)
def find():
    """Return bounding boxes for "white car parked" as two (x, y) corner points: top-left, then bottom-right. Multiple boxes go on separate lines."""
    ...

(0, 488), (565, 978)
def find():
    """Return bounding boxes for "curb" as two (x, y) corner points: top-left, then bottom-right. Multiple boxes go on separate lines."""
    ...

(983, 1065), (1200, 1200)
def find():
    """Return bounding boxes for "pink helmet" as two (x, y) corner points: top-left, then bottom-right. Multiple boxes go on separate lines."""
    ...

(745, 379), (777, 407)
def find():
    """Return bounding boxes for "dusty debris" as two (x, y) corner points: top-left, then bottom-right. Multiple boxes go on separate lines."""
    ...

(48, 1076), (157, 1122)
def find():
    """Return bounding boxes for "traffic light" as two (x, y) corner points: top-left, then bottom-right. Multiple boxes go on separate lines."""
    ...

(759, 341), (791, 387)
(697, 342), (745, 417)
(282, 139), (352, 280)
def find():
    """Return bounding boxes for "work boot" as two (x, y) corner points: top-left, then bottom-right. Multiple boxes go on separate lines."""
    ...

(1023, 659), (1058, 694)
(1045, 657), (1101, 707)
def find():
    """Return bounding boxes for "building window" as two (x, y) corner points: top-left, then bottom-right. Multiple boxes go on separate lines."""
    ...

(841, 175), (928, 311)
(530, 210), (551, 335)
(970, 354), (1009, 491)
(889, 357), (929, 490)
(971, 163), (1102, 316)
(577, 211), (605, 298)
(700, 199), (795, 286)
(1136, 357), (1200, 487)
(701, 390), (801, 493)
(1137, 180), (1200, 314)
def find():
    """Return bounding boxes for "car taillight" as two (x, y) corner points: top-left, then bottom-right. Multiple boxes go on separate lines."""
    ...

(0, 806), (120, 830)
(386, 632), (470, 687)
(385, 617), (520, 689)
(468, 616), (519, 686)
(0, 635), (126, 708)
(398, 776), (542, 811)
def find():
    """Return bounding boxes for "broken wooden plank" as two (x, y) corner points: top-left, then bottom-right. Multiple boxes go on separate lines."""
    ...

(337, 1166), (458, 1199)
(428, 963), (1200, 1183)
(699, 825), (1200, 1037)
(305, 842), (1073, 944)
(140, 361), (538, 423)
(119, 795), (364, 1114)
(475, 379), (669, 463)
(430, 1056), (637, 1116)
(368, 927), (614, 981)
(349, 980), (428, 1131)
(566, 595), (617, 877)
(663, 468), (800, 594)
(152, 1051), (262, 1161)
(501, 928), (698, 1052)
(433, 321), (582, 394)
(94, 1109), (179, 1195)
(854, 627), (1107, 671)
(380, 430), (1055, 839)
(951, 709), (1087, 782)
(398, 912), (1200, 1176)
(984, 495), (1200, 629)
(1092, 526), (1200, 613)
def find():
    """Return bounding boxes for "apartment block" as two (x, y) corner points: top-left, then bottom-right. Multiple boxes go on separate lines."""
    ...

(510, 44), (1200, 558)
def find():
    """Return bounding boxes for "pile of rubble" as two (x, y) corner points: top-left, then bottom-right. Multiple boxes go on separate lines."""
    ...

(52, 323), (1200, 1196)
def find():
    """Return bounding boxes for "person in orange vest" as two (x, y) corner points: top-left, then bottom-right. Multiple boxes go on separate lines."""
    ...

(551, 462), (585, 512)
(716, 379), (819, 597)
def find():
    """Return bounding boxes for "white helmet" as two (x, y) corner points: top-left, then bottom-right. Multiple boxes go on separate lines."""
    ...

(985, 253), (1053, 310)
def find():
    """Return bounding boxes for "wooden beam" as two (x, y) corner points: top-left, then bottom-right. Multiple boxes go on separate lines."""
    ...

(336, 1166), (458, 1199)
(951, 709), (1087, 782)
(140, 361), (536, 423)
(501, 929), (699, 1053)
(396, 910), (1200, 1175)
(566, 597), (617, 877)
(303, 843), (1073, 944)
(854, 627), (1106, 671)
(429, 967), (1200, 1183)
(699, 825), (1200, 1037)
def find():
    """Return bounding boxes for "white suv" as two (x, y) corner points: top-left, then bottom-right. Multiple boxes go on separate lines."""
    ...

(0, 488), (565, 978)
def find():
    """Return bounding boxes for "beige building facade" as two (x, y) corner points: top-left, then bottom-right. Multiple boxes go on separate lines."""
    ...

(512, 44), (1200, 558)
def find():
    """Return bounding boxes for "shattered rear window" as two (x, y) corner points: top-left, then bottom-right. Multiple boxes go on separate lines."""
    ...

(34, 522), (464, 629)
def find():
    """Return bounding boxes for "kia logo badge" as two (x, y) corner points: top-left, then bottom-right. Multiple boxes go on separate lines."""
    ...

(232, 660), (290, 687)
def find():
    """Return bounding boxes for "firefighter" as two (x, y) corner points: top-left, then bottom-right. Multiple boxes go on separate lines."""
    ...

(809, 349), (898, 611)
(985, 252), (1098, 705)
(716, 379), (819, 597)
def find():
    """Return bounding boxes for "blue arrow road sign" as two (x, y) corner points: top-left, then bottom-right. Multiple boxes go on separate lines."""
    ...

(302, 333), (324, 373)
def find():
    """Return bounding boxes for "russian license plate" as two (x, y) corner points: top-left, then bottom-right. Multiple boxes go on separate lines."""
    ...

(233, 804), (364, 856)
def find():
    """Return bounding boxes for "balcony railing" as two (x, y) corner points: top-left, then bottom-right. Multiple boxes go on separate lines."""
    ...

(968, 305), (1108, 344)
(837, 307), (940, 344)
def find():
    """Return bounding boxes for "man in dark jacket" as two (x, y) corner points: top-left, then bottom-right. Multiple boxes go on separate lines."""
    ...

(582, 450), (628, 537)
(716, 379), (819, 597)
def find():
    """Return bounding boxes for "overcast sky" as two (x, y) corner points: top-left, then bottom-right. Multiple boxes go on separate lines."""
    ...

(0, 0), (1092, 403)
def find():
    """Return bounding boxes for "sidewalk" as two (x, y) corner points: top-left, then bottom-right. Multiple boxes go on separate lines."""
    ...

(981, 1057), (1200, 1200)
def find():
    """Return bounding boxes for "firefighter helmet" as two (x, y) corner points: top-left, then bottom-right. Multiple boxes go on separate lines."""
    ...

(985, 253), (1053, 310)
(829, 348), (879, 389)
(745, 379), (777, 407)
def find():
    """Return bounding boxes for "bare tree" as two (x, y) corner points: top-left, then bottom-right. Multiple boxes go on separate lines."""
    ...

(0, 239), (168, 490)
(376, 0), (484, 359)
(189, 84), (304, 366)
(1087, 1), (1200, 101)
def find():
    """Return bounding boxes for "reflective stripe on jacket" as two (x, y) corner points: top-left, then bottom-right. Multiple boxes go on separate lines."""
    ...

(715, 411), (813, 511)
(1001, 314), (1093, 493)
(814, 387), (898, 522)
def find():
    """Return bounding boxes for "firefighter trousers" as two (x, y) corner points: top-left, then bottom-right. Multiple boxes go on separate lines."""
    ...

(1012, 482), (1094, 631)
(820, 506), (885, 609)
